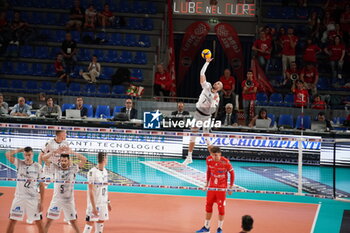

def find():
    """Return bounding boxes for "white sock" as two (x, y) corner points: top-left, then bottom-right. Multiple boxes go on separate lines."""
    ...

(95, 223), (104, 233)
(83, 224), (93, 233)
(218, 220), (224, 229)
(188, 152), (192, 158)
(204, 220), (210, 229)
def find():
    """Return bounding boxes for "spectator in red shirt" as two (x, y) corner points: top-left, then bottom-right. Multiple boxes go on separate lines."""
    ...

(311, 95), (326, 109)
(98, 3), (115, 32)
(219, 69), (236, 109)
(303, 38), (320, 63)
(300, 63), (319, 95)
(283, 61), (300, 87)
(324, 35), (345, 86)
(242, 70), (259, 125)
(292, 80), (309, 107)
(252, 31), (272, 75)
(281, 27), (298, 78)
(54, 54), (69, 84)
(154, 64), (172, 97)
(308, 11), (321, 40)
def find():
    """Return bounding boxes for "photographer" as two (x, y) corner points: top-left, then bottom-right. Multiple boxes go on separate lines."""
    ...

(283, 62), (300, 87)
(242, 71), (259, 125)
(300, 63), (319, 96)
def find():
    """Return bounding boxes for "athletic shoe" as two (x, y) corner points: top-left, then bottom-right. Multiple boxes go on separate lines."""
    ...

(217, 227), (223, 233)
(182, 156), (193, 166)
(64, 219), (71, 225)
(196, 226), (210, 232)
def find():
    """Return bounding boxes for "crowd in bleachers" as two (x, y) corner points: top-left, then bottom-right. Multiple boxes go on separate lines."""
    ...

(255, 0), (350, 94)
(0, 0), (156, 98)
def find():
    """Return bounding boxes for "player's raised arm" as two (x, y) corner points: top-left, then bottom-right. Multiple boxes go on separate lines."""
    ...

(67, 148), (87, 168)
(200, 58), (213, 84)
(5, 148), (24, 164)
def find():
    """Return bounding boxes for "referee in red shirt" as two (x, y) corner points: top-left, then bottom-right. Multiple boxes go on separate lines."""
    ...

(196, 146), (234, 233)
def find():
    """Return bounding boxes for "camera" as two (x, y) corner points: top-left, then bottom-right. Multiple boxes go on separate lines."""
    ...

(245, 80), (253, 87)
(290, 73), (299, 81)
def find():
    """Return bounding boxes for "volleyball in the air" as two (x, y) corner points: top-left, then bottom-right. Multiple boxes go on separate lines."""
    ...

(201, 49), (212, 59)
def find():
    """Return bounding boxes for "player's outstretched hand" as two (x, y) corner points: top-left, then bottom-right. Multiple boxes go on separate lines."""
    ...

(206, 57), (214, 63)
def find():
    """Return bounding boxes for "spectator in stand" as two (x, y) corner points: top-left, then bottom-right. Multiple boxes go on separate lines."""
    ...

(0, 93), (9, 115)
(311, 95), (326, 109)
(283, 61), (300, 87)
(320, 11), (335, 33)
(239, 215), (254, 233)
(32, 92), (46, 109)
(242, 70), (259, 125)
(61, 32), (77, 77)
(316, 112), (333, 130)
(340, 4), (350, 44)
(324, 35), (345, 86)
(120, 98), (137, 120)
(171, 101), (190, 117)
(10, 97), (31, 116)
(36, 97), (62, 118)
(98, 3), (115, 32)
(308, 11), (321, 41)
(55, 53), (69, 84)
(218, 103), (237, 127)
(66, 0), (84, 32)
(303, 38), (320, 64)
(80, 55), (101, 84)
(248, 108), (271, 128)
(281, 27), (298, 78)
(74, 97), (88, 117)
(219, 69), (236, 109)
(252, 30), (272, 74)
(9, 11), (32, 45)
(154, 64), (172, 97)
(264, 26), (272, 41)
(292, 80), (309, 108)
(84, 4), (97, 31)
(300, 63), (319, 96)
(347, 113), (350, 121)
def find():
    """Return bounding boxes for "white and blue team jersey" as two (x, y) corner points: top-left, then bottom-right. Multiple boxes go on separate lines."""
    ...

(196, 81), (220, 115)
(52, 163), (79, 200)
(87, 167), (108, 206)
(14, 159), (42, 198)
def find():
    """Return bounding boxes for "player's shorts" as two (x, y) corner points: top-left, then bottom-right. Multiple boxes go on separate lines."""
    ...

(9, 196), (42, 222)
(85, 204), (109, 222)
(47, 198), (77, 221)
(193, 110), (211, 124)
(206, 190), (226, 215)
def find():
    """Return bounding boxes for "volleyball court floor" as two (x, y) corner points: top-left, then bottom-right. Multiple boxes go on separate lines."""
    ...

(0, 150), (349, 233)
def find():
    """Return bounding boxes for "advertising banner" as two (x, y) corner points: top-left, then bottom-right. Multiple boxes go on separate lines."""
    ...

(177, 21), (210, 87)
(173, 0), (256, 17)
(215, 23), (244, 84)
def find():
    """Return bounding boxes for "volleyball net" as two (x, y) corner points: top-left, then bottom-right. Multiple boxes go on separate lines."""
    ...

(0, 123), (349, 199)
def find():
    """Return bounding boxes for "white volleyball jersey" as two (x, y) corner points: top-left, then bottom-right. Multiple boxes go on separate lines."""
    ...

(196, 82), (220, 115)
(41, 139), (69, 165)
(14, 159), (42, 198)
(52, 163), (79, 200)
(87, 167), (108, 206)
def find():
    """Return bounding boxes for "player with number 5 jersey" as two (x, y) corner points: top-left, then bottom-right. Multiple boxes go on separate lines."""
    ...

(42, 149), (86, 233)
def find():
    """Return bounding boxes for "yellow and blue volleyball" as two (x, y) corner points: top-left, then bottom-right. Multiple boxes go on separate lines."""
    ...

(201, 49), (212, 59)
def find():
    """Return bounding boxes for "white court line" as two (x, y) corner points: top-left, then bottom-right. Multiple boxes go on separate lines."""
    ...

(310, 202), (321, 233)
(141, 161), (246, 190)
